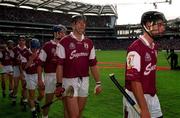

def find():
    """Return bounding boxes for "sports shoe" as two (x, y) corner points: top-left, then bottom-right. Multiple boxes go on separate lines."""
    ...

(22, 101), (27, 112)
(11, 96), (17, 106)
(35, 102), (41, 113)
(20, 97), (23, 105)
(9, 91), (13, 98)
(32, 111), (38, 118)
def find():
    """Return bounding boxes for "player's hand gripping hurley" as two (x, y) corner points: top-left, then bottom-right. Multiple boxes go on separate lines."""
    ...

(109, 73), (141, 115)
(41, 85), (74, 109)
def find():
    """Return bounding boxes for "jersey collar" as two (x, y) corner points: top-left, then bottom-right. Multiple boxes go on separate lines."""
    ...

(17, 45), (26, 50)
(51, 40), (59, 45)
(70, 32), (84, 41)
(140, 35), (155, 49)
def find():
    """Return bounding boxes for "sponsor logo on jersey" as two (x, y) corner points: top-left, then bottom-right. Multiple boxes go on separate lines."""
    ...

(69, 42), (76, 50)
(70, 50), (88, 60)
(145, 52), (151, 62)
(84, 43), (89, 50)
(127, 54), (134, 69)
(144, 63), (156, 75)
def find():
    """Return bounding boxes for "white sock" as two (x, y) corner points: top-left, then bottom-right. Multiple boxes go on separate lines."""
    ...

(35, 99), (40, 103)
(42, 115), (48, 118)
(31, 107), (36, 111)
(23, 98), (28, 102)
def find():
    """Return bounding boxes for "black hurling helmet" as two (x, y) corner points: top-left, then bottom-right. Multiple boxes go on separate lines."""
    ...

(30, 38), (40, 49)
(53, 24), (67, 33)
(71, 14), (87, 23)
(141, 11), (166, 37)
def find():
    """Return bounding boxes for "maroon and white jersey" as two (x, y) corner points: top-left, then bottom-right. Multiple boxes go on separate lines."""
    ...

(125, 36), (158, 96)
(56, 32), (97, 78)
(38, 40), (58, 73)
(20, 49), (39, 74)
(0, 48), (14, 66)
(13, 45), (28, 66)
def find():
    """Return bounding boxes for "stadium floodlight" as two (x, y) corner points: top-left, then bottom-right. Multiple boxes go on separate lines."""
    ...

(169, 0), (172, 4)
(153, 2), (157, 9)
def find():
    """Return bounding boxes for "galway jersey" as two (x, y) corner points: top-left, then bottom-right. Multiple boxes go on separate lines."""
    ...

(20, 49), (39, 74)
(56, 33), (97, 78)
(13, 45), (28, 66)
(125, 36), (158, 96)
(38, 40), (58, 73)
(0, 48), (14, 66)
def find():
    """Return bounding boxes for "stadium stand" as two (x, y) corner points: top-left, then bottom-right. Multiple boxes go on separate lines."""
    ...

(0, 5), (116, 42)
(0, 0), (180, 50)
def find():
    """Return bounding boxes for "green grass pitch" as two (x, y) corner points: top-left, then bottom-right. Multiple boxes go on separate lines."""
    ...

(0, 50), (180, 118)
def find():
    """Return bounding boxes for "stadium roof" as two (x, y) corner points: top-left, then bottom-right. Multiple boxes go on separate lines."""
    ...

(0, 0), (118, 17)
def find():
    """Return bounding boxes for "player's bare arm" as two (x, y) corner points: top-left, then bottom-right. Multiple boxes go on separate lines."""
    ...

(25, 53), (37, 69)
(131, 81), (151, 118)
(37, 65), (45, 90)
(56, 65), (63, 84)
(19, 64), (25, 79)
(90, 65), (102, 95)
(55, 65), (64, 98)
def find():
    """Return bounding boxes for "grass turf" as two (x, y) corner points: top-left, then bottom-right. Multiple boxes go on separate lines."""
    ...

(0, 50), (180, 118)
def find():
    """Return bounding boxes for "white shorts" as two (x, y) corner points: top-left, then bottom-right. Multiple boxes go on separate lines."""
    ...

(25, 74), (38, 90)
(13, 66), (20, 77)
(44, 73), (56, 94)
(123, 89), (163, 118)
(2, 65), (13, 74)
(63, 77), (89, 97)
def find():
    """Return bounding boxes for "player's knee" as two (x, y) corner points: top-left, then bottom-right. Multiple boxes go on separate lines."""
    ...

(39, 92), (45, 99)
(29, 94), (35, 100)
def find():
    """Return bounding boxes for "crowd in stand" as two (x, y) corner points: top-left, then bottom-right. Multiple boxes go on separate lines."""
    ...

(93, 36), (180, 50)
(156, 36), (180, 50)
(0, 6), (180, 51)
(0, 6), (110, 27)
(93, 39), (134, 50)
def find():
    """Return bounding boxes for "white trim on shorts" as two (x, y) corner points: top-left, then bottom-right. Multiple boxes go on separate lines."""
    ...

(62, 77), (89, 97)
(123, 89), (163, 118)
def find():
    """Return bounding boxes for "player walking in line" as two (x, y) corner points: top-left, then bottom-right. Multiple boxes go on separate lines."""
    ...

(20, 38), (44, 118)
(37, 24), (67, 118)
(124, 11), (166, 118)
(0, 40), (14, 98)
(55, 15), (102, 118)
(12, 35), (28, 111)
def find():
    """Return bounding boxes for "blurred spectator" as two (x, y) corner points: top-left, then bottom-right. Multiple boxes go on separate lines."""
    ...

(167, 49), (179, 70)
